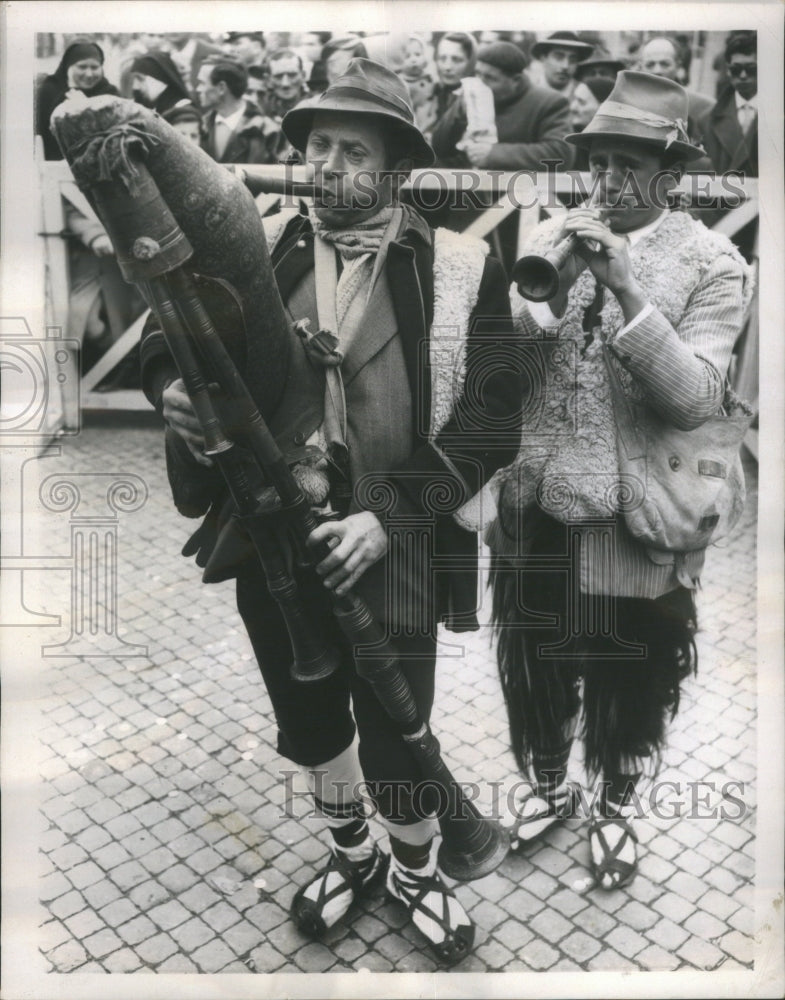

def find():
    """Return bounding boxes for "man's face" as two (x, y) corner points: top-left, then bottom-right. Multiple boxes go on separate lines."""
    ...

(640, 39), (680, 82)
(306, 112), (401, 227)
(196, 66), (221, 109)
(588, 137), (674, 233)
(130, 72), (165, 107)
(475, 61), (519, 102)
(300, 34), (323, 63)
(578, 64), (616, 84)
(542, 47), (580, 90)
(727, 52), (757, 100)
(270, 56), (304, 101)
(245, 76), (266, 110)
(234, 36), (266, 68)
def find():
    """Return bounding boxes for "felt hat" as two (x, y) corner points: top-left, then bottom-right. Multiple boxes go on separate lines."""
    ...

(282, 57), (434, 167)
(476, 41), (528, 75)
(575, 55), (626, 80)
(532, 31), (594, 60)
(565, 70), (705, 160)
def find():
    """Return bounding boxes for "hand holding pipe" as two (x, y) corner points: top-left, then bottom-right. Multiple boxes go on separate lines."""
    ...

(512, 198), (606, 302)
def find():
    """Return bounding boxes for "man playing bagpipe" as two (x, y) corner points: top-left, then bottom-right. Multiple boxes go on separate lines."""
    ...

(137, 59), (524, 964)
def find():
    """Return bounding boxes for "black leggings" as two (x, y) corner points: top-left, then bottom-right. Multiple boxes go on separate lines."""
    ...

(491, 511), (697, 781)
(236, 563), (437, 814)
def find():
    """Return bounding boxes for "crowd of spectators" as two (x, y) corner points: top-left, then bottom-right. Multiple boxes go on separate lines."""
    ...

(34, 29), (757, 385)
(36, 28), (758, 177)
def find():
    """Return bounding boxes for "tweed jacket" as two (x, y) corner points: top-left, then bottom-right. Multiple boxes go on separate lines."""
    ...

(499, 209), (752, 598)
(141, 206), (523, 629)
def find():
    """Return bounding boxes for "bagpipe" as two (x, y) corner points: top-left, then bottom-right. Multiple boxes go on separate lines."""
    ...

(50, 93), (508, 882)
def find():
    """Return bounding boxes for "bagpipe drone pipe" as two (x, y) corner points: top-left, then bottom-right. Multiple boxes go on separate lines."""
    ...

(50, 93), (509, 881)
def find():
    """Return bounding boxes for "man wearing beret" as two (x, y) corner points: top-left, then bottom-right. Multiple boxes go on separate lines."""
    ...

(143, 58), (523, 966)
(466, 40), (573, 171)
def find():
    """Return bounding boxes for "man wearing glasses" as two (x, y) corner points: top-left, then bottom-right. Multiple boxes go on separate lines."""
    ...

(698, 32), (758, 177)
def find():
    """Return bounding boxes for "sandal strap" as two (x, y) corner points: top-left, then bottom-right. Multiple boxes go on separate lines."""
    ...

(589, 817), (638, 885)
(389, 868), (456, 932)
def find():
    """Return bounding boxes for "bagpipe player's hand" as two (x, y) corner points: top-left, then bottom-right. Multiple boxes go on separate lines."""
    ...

(308, 511), (388, 596)
(162, 378), (214, 467)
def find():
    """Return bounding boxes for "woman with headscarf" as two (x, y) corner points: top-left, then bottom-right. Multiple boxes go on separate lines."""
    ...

(130, 49), (192, 114)
(568, 75), (615, 170)
(428, 31), (496, 168)
(36, 39), (119, 160)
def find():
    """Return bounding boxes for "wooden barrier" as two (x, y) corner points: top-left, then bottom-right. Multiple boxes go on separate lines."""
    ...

(40, 161), (758, 458)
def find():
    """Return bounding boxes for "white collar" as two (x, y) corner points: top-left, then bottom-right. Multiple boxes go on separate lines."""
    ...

(734, 90), (757, 111)
(625, 210), (668, 248)
(179, 37), (197, 61)
(215, 104), (245, 130)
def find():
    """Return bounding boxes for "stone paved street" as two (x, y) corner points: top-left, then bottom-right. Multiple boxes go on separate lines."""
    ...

(32, 414), (757, 976)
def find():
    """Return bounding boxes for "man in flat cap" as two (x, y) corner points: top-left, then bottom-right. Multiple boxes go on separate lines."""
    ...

(530, 31), (594, 98)
(467, 40), (573, 171)
(143, 57), (523, 966)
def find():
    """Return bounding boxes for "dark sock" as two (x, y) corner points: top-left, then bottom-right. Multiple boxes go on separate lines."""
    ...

(315, 796), (370, 849)
(602, 772), (641, 817)
(532, 737), (573, 800)
(389, 835), (431, 871)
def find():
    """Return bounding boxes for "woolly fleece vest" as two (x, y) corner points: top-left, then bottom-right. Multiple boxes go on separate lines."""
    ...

(504, 210), (753, 520)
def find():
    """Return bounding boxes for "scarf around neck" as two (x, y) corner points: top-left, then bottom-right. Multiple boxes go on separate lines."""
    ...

(309, 204), (396, 259)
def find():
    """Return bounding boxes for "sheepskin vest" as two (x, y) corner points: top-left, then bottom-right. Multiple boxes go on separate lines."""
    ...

(505, 210), (752, 520)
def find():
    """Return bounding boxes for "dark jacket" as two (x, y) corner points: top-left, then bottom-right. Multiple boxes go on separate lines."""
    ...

(140, 207), (525, 629)
(36, 73), (119, 160)
(201, 100), (281, 164)
(482, 77), (573, 172)
(697, 85), (758, 178)
(428, 83), (472, 168)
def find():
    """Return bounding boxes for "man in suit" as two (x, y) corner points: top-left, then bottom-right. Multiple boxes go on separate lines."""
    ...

(142, 58), (523, 966)
(491, 71), (751, 892)
(638, 36), (715, 145)
(467, 41), (573, 171)
(698, 31), (757, 177)
(196, 59), (280, 165)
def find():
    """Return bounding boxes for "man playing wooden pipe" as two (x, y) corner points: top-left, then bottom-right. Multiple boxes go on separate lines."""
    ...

(141, 58), (523, 965)
(490, 71), (751, 891)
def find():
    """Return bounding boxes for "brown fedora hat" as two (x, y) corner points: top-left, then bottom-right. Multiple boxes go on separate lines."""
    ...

(565, 70), (705, 160)
(282, 57), (434, 167)
(531, 31), (594, 60)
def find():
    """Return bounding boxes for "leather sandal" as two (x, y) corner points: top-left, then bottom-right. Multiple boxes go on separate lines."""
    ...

(386, 861), (474, 967)
(291, 842), (389, 937)
(588, 816), (638, 890)
(509, 783), (576, 849)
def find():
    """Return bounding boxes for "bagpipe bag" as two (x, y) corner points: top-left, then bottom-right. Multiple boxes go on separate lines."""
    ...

(50, 93), (291, 516)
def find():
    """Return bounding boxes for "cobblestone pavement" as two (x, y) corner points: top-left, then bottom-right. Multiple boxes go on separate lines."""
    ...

(33, 416), (757, 975)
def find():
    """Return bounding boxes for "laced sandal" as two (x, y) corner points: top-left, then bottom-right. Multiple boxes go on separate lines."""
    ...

(508, 783), (576, 849)
(291, 842), (389, 937)
(588, 816), (638, 890)
(386, 860), (474, 968)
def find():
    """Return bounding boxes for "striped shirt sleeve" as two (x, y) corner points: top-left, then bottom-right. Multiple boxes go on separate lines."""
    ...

(609, 253), (745, 430)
